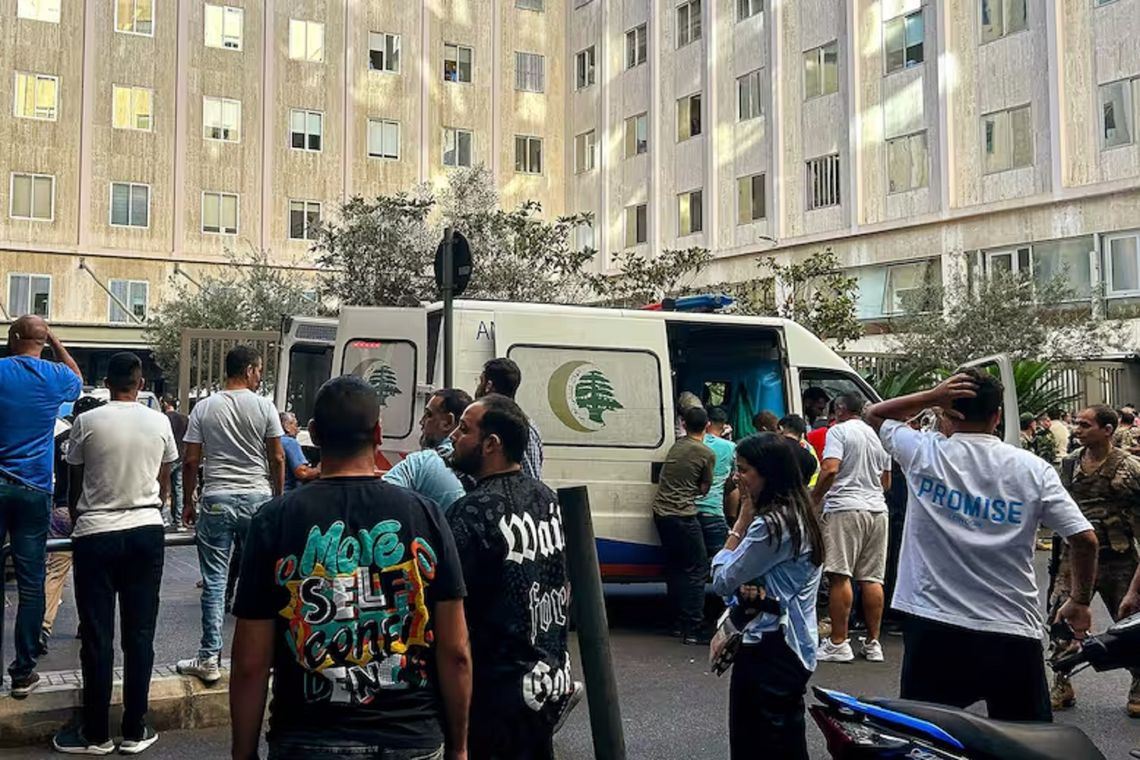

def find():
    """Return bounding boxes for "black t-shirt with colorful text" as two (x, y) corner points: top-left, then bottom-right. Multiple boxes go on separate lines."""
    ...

(234, 476), (466, 746)
(446, 471), (572, 727)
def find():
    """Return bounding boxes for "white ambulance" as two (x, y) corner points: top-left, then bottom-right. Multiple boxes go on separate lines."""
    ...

(278, 301), (1020, 581)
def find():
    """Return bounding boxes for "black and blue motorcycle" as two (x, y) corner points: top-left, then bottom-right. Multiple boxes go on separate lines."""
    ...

(809, 613), (1140, 760)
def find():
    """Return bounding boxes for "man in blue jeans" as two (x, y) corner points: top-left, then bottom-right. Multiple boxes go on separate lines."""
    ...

(177, 346), (285, 685)
(0, 315), (82, 698)
(696, 406), (737, 558)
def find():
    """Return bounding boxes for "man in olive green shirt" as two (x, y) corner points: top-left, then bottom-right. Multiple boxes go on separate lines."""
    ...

(653, 405), (716, 645)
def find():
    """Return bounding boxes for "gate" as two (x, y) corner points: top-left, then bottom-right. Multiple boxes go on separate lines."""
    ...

(178, 328), (280, 411)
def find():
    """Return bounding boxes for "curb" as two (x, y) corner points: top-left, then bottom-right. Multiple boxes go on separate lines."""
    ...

(0, 662), (231, 749)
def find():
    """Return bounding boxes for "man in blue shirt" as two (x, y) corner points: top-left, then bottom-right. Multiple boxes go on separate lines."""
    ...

(383, 388), (470, 511)
(0, 315), (82, 698)
(278, 412), (319, 491)
(696, 406), (737, 558)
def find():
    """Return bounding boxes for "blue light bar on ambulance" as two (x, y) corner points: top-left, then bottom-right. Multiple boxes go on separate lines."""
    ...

(640, 294), (735, 312)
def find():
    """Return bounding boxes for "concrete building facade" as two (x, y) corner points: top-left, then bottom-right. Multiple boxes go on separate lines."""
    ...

(1, 0), (1139, 376)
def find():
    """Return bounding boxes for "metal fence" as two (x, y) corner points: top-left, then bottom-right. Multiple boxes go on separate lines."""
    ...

(177, 328), (280, 411)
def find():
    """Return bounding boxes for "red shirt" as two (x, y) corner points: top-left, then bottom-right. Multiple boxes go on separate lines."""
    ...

(806, 424), (832, 460)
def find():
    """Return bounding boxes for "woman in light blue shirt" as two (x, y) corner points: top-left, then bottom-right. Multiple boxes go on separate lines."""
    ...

(711, 433), (824, 760)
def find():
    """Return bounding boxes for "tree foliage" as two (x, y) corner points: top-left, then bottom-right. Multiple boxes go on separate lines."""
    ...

(313, 165), (600, 307)
(757, 248), (863, 348)
(145, 248), (319, 385)
(890, 270), (1124, 373)
(600, 247), (714, 307)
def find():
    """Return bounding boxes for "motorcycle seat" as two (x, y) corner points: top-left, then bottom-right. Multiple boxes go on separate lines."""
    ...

(870, 699), (1106, 760)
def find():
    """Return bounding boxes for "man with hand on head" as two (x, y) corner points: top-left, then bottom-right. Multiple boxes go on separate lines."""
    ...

(865, 369), (1098, 721)
(0, 315), (82, 698)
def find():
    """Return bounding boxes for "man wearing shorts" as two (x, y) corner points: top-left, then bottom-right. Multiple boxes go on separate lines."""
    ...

(812, 393), (892, 663)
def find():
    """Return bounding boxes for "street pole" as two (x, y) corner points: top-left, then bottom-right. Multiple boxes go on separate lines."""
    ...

(558, 486), (627, 760)
(442, 226), (455, 389)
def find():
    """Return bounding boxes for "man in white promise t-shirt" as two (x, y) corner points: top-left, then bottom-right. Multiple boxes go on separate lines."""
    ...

(865, 369), (1098, 722)
(52, 353), (177, 755)
(176, 345), (285, 686)
(811, 393), (892, 664)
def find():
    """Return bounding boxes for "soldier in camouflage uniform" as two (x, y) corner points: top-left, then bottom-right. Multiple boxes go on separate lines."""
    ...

(1050, 405), (1140, 715)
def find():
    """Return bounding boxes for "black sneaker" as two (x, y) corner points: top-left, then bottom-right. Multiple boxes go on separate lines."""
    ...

(682, 631), (712, 646)
(51, 724), (114, 755)
(11, 671), (41, 699)
(119, 726), (159, 755)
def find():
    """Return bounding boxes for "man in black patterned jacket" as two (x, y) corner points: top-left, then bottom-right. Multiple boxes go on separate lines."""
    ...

(446, 394), (572, 760)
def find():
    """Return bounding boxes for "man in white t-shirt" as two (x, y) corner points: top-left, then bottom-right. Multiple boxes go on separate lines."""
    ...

(177, 345), (285, 686)
(52, 353), (177, 755)
(865, 369), (1098, 722)
(811, 393), (892, 664)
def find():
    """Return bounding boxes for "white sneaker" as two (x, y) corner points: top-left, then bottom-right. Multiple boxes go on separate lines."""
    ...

(860, 638), (885, 662)
(817, 638), (855, 663)
(176, 656), (221, 685)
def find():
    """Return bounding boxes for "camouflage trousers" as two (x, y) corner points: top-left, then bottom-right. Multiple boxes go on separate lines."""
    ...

(1050, 547), (1140, 687)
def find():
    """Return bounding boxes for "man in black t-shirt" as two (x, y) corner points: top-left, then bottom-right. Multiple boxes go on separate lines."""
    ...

(231, 376), (472, 760)
(446, 394), (572, 760)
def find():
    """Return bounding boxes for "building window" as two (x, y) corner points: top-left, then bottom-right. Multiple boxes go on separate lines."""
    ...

(288, 19), (324, 62)
(574, 221), (594, 252)
(368, 119), (400, 160)
(982, 105), (1032, 173)
(737, 69), (763, 121)
(204, 5), (243, 50)
(112, 85), (152, 131)
(289, 200), (321, 240)
(515, 136), (543, 174)
(737, 174), (765, 224)
(676, 0), (702, 48)
(625, 204), (648, 247)
(626, 24), (647, 68)
(738, 0), (762, 22)
(203, 96), (241, 141)
(1106, 233), (1140, 295)
(624, 113), (648, 157)
(804, 42), (839, 99)
(887, 132), (928, 193)
(884, 10), (924, 74)
(576, 47), (596, 90)
(806, 154), (841, 210)
(17, 0), (60, 23)
(444, 44), (473, 83)
(677, 93), (702, 141)
(109, 279), (148, 323)
(110, 182), (150, 228)
(516, 52), (545, 93)
(13, 72), (58, 121)
(443, 128), (473, 167)
(1101, 79), (1135, 150)
(369, 32), (400, 73)
(854, 260), (942, 319)
(290, 109), (323, 151)
(115, 0), (153, 35)
(981, 0), (1027, 43)
(517, 0), (544, 10)
(7, 273), (51, 317)
(574, 130), (596, 173)
(678, 189), (703, 236)
(202, 191), (238, 234)
(9, 173), (54, 221)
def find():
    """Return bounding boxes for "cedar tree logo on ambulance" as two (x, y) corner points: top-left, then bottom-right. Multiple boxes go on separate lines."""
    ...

(547, 361), (624, 433)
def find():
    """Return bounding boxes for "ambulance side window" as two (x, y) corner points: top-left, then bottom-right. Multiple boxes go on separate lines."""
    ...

(798, 369), (875, 416)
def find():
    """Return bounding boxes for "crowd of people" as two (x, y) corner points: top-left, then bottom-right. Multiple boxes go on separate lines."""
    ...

(3, 311), (1140, 759)
(0, 317), (574, 759)
(655, 372), (1140, 759)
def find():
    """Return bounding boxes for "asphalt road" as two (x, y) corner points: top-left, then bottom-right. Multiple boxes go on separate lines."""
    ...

(3, 548), (1140, 758)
